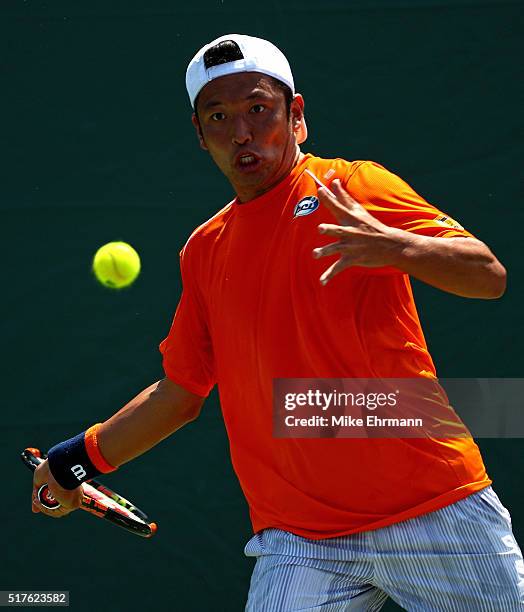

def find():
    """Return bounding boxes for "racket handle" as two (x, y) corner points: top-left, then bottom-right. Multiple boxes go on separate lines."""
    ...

(23, 447), (157, 538)
(36, 484), (61, 510)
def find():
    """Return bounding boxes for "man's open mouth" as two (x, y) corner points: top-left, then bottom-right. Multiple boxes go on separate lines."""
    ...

(235, 153), (261, 171)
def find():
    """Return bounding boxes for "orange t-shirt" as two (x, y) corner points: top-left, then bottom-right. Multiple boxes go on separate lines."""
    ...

(159, 154), (490, 539)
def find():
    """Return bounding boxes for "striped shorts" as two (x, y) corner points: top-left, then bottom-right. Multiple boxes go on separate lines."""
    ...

(244, 487), (524, 611)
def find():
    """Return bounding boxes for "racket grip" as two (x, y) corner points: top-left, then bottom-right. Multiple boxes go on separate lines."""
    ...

(36, 484), (61, 510)
(23, 447), (157, 537)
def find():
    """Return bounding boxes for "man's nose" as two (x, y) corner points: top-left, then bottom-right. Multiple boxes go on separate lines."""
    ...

(231, 117), (253, 146)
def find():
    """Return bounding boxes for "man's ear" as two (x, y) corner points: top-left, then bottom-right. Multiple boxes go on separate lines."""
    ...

(290, 94), (305, 134)
(192, 114), (208, 151)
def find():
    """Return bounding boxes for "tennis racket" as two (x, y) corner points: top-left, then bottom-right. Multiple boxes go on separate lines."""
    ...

(22, 448), (157, 538)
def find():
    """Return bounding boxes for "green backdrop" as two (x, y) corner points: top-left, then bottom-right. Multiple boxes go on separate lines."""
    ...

(2, 1), (522, 610)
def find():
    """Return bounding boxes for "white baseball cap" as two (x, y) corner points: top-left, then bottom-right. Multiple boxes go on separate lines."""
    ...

(186, 34), (307, 144)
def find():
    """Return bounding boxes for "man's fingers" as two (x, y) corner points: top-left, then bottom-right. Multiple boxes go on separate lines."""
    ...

(331, 179), (360, 208)
(38, 508), (71, 519)
(313, 242), (346, 259)
(32, 458), (83, 512)
(318, 223), (349, 237)
(32, 462), (46, 488)
(319, 256), (351, 286)
(317, 186), (351, 223)
(317, 179), (361, 221)
(32, 462), (82, 517)
(31, 491), (72, 518)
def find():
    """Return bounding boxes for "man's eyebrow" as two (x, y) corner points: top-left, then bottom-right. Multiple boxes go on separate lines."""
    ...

(245, 89), (272, 100)
(202, 89), (272, 110)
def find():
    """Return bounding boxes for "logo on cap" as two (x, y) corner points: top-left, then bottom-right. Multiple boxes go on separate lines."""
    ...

(293, 197), (319, 218)
(38, 484), (60, 510)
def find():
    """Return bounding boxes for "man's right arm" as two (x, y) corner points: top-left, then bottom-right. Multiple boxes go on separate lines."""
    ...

(97, 377), (204, 467)
(32, 378), (204, 516)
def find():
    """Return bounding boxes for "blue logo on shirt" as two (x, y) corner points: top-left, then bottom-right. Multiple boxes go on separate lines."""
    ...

(293, 196), (319, 218)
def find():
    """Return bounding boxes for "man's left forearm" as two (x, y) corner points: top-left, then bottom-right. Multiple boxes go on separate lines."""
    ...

(314, 180), (507, 296)
(390, 232), (507, 299)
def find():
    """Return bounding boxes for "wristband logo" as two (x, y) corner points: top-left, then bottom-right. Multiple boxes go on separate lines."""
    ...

(71, 464), (87, 480)
(37, 484), (60, 510)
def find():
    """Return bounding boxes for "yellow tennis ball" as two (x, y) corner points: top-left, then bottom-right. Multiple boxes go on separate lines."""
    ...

(92, 241), (141, 289)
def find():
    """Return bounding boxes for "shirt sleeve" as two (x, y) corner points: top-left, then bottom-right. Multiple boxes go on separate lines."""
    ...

(345, 161), (475, 239)
(159, 241), (216, 398)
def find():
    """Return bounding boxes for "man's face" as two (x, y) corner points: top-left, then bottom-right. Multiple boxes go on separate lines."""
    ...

(193, 72), (304, 202)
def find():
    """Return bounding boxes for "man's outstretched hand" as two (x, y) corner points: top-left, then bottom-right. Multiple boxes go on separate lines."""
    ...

(313, 179), (403, 285)
(32, 459), (83, 518)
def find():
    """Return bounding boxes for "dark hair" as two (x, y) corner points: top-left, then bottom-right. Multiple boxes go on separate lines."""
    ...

(194, 39), (293, 119)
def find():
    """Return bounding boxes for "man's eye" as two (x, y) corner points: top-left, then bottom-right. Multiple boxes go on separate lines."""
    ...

(250, 104), (265, 114)
(211, 112), (226, 121)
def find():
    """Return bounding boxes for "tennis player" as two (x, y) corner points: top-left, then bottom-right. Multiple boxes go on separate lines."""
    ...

(32, 35), (523, 610)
